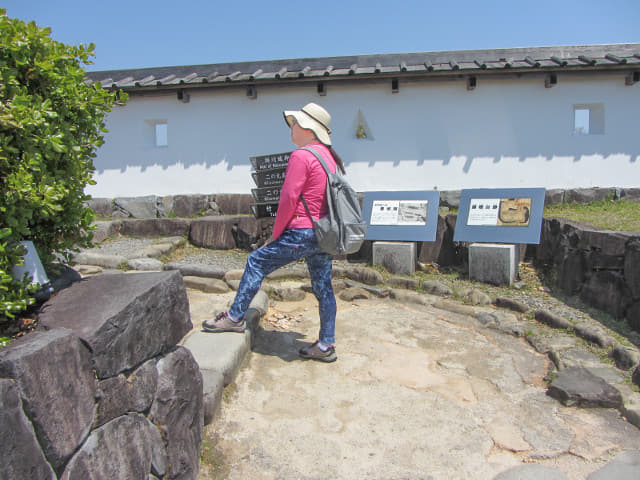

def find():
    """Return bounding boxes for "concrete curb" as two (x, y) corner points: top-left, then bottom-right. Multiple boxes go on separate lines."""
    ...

(180, 293), (268, 425)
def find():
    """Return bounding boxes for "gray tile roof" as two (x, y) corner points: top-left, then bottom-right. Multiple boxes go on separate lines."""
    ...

(86, 44), (640, 91)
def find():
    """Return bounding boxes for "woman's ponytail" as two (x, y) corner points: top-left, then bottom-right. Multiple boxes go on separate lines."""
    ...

(328, 146), (346, 175)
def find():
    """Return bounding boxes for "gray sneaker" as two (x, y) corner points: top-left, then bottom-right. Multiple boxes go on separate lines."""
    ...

(299, 341), (337, 362)
(202, 312), (245, 333)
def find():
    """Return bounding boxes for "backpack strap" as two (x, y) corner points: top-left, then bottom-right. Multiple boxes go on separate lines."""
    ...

(299, 146), (332, 220)
(301, 146), (332, 176)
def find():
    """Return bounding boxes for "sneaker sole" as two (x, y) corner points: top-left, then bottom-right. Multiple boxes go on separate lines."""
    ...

(202, 322), (245, 333)
(299, 351), (338, 363)
(202, 327), (245, 333)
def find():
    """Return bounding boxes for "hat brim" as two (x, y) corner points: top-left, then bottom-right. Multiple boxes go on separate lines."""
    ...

(283, 110), (332, 146)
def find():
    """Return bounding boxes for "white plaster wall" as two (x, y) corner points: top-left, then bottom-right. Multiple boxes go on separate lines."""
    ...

(88, 74), (639, 197)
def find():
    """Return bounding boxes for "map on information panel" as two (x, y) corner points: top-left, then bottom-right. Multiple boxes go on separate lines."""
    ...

(370, 200), (428, 226)
(467, 198), (531, 227)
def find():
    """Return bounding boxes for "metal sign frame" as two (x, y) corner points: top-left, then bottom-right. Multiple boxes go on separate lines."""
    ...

(362, 191), (441, 241)
(453, 188), (546, 244)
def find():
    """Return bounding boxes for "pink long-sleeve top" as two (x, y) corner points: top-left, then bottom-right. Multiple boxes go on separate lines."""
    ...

(271, 142), (337, 240)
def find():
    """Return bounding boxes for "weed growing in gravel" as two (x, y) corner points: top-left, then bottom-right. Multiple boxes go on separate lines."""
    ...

(199, 431), (229, 480)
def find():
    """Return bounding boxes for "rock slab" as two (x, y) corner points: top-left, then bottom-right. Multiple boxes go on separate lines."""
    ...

(60, 414), (158, 480)
(38, 271), (192, 378)
(547, 366), (623, 408)
(149, 347), (203, 480)
(587, 450), (640, 480)
(0, 379), (56, 480)
(0, 329), (96, 471)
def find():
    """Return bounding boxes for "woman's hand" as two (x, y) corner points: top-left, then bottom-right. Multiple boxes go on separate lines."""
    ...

(262, 236), (275, 248)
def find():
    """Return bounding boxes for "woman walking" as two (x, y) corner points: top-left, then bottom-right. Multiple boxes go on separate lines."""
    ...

(202, 102), (346, 363)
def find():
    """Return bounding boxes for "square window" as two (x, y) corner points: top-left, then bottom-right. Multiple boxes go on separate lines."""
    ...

(155, 122), (168, 147)
(573, 104), (604, 135)
(574, 108), (590, 134)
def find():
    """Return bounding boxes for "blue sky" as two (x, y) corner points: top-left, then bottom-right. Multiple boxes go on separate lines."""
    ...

(4, 1), (639, 72)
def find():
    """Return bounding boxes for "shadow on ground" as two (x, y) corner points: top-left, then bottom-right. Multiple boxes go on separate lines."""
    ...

(252, 327), (309, 362)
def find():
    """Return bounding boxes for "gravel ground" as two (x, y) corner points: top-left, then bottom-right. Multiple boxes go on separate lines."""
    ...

(163, 240), (356, 273)
(91, 237), (154, 256)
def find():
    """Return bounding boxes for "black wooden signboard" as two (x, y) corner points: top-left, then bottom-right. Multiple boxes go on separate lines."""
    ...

(252, 187), (281, 203)
(251, 203), (278, 218)
(250, 152), (292, 218)
(251, 168), (287, 188)
(250, 152), (291, 171)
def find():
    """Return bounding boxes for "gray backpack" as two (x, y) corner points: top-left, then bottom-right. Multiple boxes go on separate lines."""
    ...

(300, 147), (366, 256)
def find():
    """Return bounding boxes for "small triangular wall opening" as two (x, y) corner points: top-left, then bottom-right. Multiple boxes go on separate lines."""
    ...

(353, 109), (374, 140)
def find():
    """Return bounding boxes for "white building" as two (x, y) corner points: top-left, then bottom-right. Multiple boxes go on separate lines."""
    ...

(86, 44), (640, 198)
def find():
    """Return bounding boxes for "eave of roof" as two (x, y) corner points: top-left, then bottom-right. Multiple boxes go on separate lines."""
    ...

(85, 44), (640, 91)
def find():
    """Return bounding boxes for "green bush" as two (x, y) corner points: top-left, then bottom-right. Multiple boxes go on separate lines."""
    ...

(0, 10), (126, 325)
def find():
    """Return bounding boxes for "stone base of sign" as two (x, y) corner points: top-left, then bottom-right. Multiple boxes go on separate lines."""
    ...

(469, 243), (518, 286)
(372, 242), (416, 275)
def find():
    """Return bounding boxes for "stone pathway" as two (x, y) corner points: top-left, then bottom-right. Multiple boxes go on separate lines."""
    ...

(191, 287), (640, 480)
(71, 237), (640, 479)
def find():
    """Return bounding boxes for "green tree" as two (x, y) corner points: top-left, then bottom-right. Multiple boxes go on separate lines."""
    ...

(0, 9), (126, 326)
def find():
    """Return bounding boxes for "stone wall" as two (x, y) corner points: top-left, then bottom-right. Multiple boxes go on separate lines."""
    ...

(0, 271), (203, 480)
(88, 193), (255, 219)
(88, 187), (640, 250)
(85, 189), (640, 332)
(86, 187), (640, 220)
(535, 218), (640, 331)
(414, 214), (640, 333)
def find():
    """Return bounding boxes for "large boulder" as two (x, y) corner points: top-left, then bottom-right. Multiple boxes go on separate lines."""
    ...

(92, 220), (122, 244)
(87, 197), (116, 217)
(0, 379), (56, 480)
(60, 413), (160, 480)
(0, 329), (96, 471)
(418, 214), (447, 264)
(544, 189), (565, 206)
(117, 218), (191, 238)
(625, 238), (640, 299)
(578, 229), (632, 256)
(149, 347), (203, 480)
(626, 300), (640, 332)
(190, 215), (262, 249)
(557, 250), (585, 295)
(215, 194), (254, 215)
(564, 187), (617, 205)
(620, 188), (640, 201)
(580, 270), (630, 319)
(113, 196), (162, 219)
(536, 218), (565, 265)
(585, 249), (625, 271)
(38, 271), (192, 378)
(170, 194), (213, 217)
(95, 359), (158, 427)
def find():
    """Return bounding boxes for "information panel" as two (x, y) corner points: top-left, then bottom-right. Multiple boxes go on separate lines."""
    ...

(453, 188), (545, 244)
(362, 191), (440, 241)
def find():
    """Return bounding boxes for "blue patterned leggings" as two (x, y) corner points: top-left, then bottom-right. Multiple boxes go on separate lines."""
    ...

(229, 228), (337, 345)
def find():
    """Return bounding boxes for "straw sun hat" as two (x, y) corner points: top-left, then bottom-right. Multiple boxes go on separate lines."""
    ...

(283, 102), (332, 146)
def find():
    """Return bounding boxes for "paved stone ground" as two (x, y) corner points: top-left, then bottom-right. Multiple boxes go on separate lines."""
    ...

(72, 237), (640, 479)
(190, 287), (640, 480)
